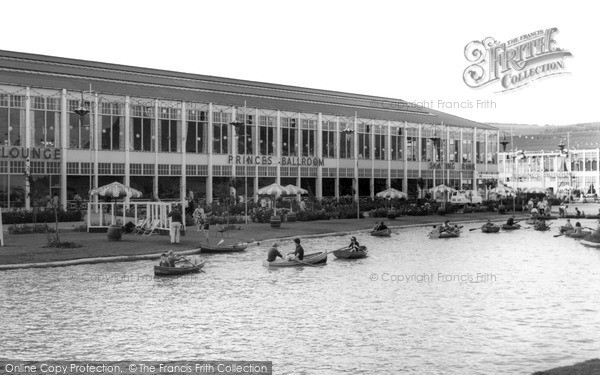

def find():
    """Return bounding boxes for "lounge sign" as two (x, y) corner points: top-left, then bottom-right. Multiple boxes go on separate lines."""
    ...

(0, 146), (61, 160)
(228, 155), (324, 166)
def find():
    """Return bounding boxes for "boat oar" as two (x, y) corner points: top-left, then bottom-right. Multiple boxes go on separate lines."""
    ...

(469, 227), (481, 231)
(181, 256), (205, 272)
(553, 233), (565, 238)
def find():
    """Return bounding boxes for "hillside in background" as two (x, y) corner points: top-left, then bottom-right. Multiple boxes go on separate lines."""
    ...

(487, 122), (600, 135)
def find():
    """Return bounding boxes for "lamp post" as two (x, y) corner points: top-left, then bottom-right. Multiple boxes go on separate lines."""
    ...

(74, 92), (91, 204)
(230, 101), (248, 224)
(342, 127), (359, 219)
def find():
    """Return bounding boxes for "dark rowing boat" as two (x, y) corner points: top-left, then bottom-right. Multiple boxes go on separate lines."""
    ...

(370, 228), (391, 237)
(481, 225), (501, 233)
(263, 251), (327, 267)
(200, 243), (248, 253)
(154, 261), (205, 276)
(502, 224), (521, 230)
(333, 246), (368, 259)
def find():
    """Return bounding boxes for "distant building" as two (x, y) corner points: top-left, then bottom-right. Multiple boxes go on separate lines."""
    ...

(498, 131), (600, 194)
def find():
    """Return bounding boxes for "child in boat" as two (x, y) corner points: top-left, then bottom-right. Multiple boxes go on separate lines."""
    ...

(349, 236), (360, 251)
(167, 250), (182, 267)
(292, 238), (304, 260)
(573, 222), (583, 235)
(562, 219), (574, 233)
(159, 253), (170, 267)
(506, 216), (516, 226)
(483, 220), (494, 228)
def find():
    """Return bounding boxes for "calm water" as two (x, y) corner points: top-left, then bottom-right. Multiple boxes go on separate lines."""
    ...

(2, 220), (600, 374)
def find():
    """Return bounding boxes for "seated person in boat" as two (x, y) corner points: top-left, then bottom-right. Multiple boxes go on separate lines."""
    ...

(159, 253), (170, 267)
(561, 219), (574, 233)
(573, 222), (583, 235)
(349, 236), (361, 251)
(506, 216), (516, 226)
(482, 219), (495, 228)
(266, 243), (283, 262)
(167, 250), (183, 267)
(441, 220), (453, 232)
(292, 238), (305, 260)
(530, 207), (539, 218)
(575, 207), (582, 217)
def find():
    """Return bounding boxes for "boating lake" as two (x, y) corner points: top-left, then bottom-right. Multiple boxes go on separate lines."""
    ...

(2, 219), (600, 374)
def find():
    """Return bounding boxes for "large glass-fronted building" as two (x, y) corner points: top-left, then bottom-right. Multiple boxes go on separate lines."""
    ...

(0, 50), (499, 209)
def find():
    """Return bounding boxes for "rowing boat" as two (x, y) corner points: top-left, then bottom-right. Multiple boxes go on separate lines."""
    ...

(200, 242), (248, 253)
(501, 224), (521, 230)
(481, 225), (500, 233)
(333, 246), (368, 259)
(564, 230), (592, 239)
(429, 229), (460, 239)
(581, 239), (600, 248)
(263, 251), (327, 267)
(154, 261), (205, 276)
(370, 228), (391, 237)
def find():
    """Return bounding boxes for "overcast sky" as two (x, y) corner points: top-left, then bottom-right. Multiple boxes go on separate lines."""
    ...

(2, 0), (597, 126)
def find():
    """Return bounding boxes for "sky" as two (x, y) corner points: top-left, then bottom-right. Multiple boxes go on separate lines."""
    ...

(1, 0), (598, 126)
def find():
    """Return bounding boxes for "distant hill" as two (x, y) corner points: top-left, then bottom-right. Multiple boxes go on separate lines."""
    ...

(487, 122), (600, 135)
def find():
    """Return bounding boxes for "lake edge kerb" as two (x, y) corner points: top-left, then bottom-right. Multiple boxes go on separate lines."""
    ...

(0, 217), (527, 271)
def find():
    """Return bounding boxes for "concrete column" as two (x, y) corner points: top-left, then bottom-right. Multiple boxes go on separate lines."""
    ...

(403, 121), (408, 194)
(153, 100), (159, 199)
(334, 116), (340, 199)
(316, 112), (323, 199)
(181, 102), (187, 211)
(276, 110), (281, 184)
(207, 103), (214, 204)
(60, 89), (68, 204)
(25, 87), (32, 209)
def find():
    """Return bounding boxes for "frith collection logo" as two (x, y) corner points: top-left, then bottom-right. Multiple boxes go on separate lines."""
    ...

(463, 27), (572, 92)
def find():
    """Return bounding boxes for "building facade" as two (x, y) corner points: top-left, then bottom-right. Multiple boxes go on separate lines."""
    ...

(498, 131), (600, 194)
(0, 50), (499, 209)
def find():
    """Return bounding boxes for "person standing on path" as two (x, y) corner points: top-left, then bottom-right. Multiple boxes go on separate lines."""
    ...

(167, 205), (184, 244)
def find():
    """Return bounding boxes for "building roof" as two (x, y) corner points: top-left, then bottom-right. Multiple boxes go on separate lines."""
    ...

(0, 49), (495, 130)
(501, 131), (600, 153)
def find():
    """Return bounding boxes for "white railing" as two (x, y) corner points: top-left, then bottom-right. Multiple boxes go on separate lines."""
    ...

(86, 201), (176, 232)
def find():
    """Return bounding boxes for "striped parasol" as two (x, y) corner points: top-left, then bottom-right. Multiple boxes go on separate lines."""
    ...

(490, 184), (516, 196)
(523, 187), (547, 194)
(257, 183), (290, 213)
(376, 187), (407, 199)
(91, 181), (143, 198)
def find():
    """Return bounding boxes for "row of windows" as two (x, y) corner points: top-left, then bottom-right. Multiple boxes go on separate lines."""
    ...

(0, 92), (498, 163)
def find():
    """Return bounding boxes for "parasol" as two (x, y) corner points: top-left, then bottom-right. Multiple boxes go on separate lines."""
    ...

(257, 183), (290, 213)
(376, 187), (408, 199)
(91, 181), (143, 198)
(523, 187), (547, 194)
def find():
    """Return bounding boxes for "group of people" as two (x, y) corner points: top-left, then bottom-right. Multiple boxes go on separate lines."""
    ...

(436, 220), (460, 234)
(159, 250), (185, 267)
(267, 238), (305, 262)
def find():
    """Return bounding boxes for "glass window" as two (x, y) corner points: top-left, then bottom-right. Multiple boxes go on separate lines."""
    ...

(322, 120), (336, 159)
(301, 119), (316, 157)
(32, 97), (60, 148)
(390, 126), (403, 160)
(373, 125), (386, 160)
(339, 122), (354, 159)
(159, 107), (181, 153)
(0, 95), (25, 147)
(281, 117), (297, 157)
(212, 111), (230, 154)
(234, 112), (253, 155)
(258, 115), (275, 155)
(130, 105), (154, 152)
(186, 109), (207, 154)
(100, 102), (124, 151)
(358, 123), (370, 159)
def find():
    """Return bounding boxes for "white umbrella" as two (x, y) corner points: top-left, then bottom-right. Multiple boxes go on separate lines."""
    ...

(490, 184), (516, 196)
(376, 187), (408, 199)
(257, 183), (290, 213)
(285, 184), (308, 195)
(91, 181), (143, 198)
(429, 184), (457, 194)
(524, 187), (547, 194)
